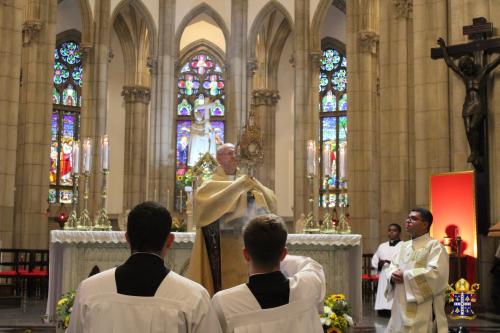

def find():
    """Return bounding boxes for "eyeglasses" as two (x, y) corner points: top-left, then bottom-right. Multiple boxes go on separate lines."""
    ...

(406, 216), (422, 223)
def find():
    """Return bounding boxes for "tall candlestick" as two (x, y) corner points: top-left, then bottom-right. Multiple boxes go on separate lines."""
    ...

(323, 142), (331, 177)
(101, 135), (109, 171)
(83, 138), (92, 173)
(72, 141), (80, 175)
(307, 140), (317, 176)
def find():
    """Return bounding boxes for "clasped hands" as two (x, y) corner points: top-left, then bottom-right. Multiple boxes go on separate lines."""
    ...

(391, 269), (404, 284)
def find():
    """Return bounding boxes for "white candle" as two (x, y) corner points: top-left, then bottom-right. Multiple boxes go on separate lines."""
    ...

(339, 142), (347, 180)
(306, 140), (317, 176)
(323, 142), (331, 177)
(83, 138), (92, 173)
(101, 135), (109, 171)
(72, 141), (80, 174)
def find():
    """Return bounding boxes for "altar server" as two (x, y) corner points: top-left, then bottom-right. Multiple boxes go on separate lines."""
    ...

(212, 214), (325, 333)
(371, 223), (403, 317)
(67, 201), (222, 333)
(385, 208), (449, 333)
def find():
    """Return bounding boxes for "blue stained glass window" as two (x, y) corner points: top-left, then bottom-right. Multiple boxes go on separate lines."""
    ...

(322, 91), (336, 112)
(339, 94), (347, 111)
(322, 117), (336, 141)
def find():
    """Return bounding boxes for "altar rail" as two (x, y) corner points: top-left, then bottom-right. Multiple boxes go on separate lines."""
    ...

(46, 231), (362, 322)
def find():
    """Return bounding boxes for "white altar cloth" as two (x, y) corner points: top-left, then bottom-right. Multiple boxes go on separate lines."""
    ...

(46, 230), (362, 322)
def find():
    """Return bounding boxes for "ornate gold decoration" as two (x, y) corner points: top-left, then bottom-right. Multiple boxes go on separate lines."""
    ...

(236, 109), (264, 174)
(191, 152), (219, 182)
(448, 278), (480, 320)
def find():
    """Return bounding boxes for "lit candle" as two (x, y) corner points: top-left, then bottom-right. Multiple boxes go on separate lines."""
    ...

(101, 135), (109, 171)
(306, 140), (317, 176)
(323, 142), (331, 177)
(72, 141), (80, 175)
(83, 138), (92, 173)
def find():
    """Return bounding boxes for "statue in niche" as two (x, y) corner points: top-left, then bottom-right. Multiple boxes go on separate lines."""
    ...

(188, 99), (217, 167)
(437, 37), (500, 169)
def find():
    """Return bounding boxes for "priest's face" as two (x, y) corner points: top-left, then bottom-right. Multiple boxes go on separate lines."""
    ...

(217, 145), (237, 175)
(405, 211), (428, 238)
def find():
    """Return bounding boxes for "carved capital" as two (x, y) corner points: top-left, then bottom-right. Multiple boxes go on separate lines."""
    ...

(122, 85), (151, 104)
(310, 51), (323, 68)
(252, 89), (280, 106)
(146, 56), (158, 75)
(358, 30), (379, 54)
(108, 47), (114, 63)
(392, 0), (413, 19)
(22, 20), (43, 45)
(289, 54), (295, 68)
(247, 58), (258, 77)
(80, 43), (93, 62)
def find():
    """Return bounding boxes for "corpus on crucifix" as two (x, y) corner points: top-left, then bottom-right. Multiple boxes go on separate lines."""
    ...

(432, 17), (500, 171)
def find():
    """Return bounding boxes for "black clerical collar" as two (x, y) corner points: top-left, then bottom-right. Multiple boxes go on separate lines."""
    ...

(130, 251), (164, 262)
(247, 271), (289, 309)
(389, 239), (401, 246)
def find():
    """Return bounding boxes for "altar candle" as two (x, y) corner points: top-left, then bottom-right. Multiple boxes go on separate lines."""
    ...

(72, 141), (80, 174)
(166, 189), (170, 210)
(83, 138), (92, 173)
(323, 142), (331, 177)
(307, 140), (317, 176)
(101, 135), (109, 171)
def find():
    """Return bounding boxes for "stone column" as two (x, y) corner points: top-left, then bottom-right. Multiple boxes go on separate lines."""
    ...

(0, 0), (23, 248)
(293, 0), (312, 222)
(80, 0), (110, 215)
(378, 0), (414, 239)
(14, 0), (57, 248)
(346, 0), (380, 250)
(149, 0), (176, 209)
(252, 89), (280, 189)
(227, 0), (247, 143)
(122, 85), (151, 210)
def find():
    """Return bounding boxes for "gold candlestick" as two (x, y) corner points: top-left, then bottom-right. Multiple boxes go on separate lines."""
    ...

(94, 170), (111, 230)
(78, 171), (92, 230)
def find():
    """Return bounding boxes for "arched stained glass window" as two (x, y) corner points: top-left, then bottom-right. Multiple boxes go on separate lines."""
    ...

(49, 40), (82, 204)
(175, 52), (225, 211)
(319, 48), (348, 209)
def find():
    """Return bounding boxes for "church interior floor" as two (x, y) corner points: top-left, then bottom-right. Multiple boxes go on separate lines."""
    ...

(0, 297), (499, 332)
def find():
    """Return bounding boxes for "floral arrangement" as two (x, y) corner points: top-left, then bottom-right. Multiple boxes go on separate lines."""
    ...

(56, 290), (76, 329)
(320, 293), (353, 333)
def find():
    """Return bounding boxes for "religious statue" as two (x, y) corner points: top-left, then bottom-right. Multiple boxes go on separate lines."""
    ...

(188, 99), (217, 167)
(437, 37), (500, 168)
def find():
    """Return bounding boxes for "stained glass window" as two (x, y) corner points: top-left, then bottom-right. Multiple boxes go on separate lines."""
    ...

(50, 40), (82, 204)
(319, 47), (348, 208)
(175, 52), (226, 211)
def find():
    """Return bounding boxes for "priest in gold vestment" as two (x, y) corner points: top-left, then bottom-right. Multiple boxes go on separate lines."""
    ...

(187, 143), (277, 295)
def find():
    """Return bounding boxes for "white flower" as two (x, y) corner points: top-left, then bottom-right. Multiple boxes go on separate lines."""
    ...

(343, 314), (353, 326)
(323, 306), (332, 315)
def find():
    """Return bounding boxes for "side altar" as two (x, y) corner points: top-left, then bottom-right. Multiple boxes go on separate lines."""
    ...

(45, 230), (362, 322)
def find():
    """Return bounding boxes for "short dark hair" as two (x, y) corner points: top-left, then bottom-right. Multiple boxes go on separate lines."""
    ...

(388, 223), (402, 233)
(243, 214), (287, 270)
(411, 207), (433, 230)
(127, 201), (172, 253)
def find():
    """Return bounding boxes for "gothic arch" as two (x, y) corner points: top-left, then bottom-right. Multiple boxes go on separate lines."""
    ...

(311, 0), (346, 52)
(56, 29), (81, 45)
(321, 37), (346, 54)
(179, 39), (226, 68)
(175, 2), (230, 56)
(248, 0), (293, 60)
(110, 0), (157, 55)
(77, 0), (93, 43)
(113, 14), (136, 85)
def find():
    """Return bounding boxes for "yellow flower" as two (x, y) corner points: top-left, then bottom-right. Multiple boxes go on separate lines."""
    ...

(64, 315), (70, 328)
(57, 298), (67, 306)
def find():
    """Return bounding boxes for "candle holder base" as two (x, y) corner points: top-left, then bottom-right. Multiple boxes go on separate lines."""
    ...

(64, 210), (78, 230)
(77, 209), (92, 230)
(93, 208), (112, 231)
(303, 212), (320, 234)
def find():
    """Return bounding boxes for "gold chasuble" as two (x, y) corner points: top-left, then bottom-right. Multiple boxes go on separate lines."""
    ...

(187, 167), (277, 295)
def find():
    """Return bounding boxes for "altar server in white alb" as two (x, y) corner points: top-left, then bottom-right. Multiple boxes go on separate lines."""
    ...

(212, 214), (326, 333)
(385, 208), (449, 333)
(67, 201), (222, 333)
(371, 223), (403, 317)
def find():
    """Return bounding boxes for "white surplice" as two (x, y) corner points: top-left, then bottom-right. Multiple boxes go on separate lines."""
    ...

(385, 233), (449, 333)
(211, 255), (325, 333)
(67, 268), (222, 333)
(371, 241), (403, 310)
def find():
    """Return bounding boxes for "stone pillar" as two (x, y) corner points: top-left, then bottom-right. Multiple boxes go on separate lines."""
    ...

(252, 89), (280, 189)
(378, 0), (414, 239)
(0, 0), (23, 248)
(293, 0), (312, 222)
(346, 0), (380, 251)
(227, 0), (247, 143)
(14, 0), (57, 248)
(80, 0), (110, 215)
(122, 85), (151, 210)
(149, 0), (176, 209)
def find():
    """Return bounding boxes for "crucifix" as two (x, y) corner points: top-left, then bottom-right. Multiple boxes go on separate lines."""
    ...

(431, 17), (500, 234)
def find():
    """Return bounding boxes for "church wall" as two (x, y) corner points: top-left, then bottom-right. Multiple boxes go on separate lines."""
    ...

(275, 35), (294, 218)
(0, 0), (24, 248)
(319, 3), (346, 43)
(110, 0), (159, 30)
(107, 30), (126, 215)
(176, 0), (231, 36)
(56, 0), (82, 34)
(179, 18), (226, 52)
